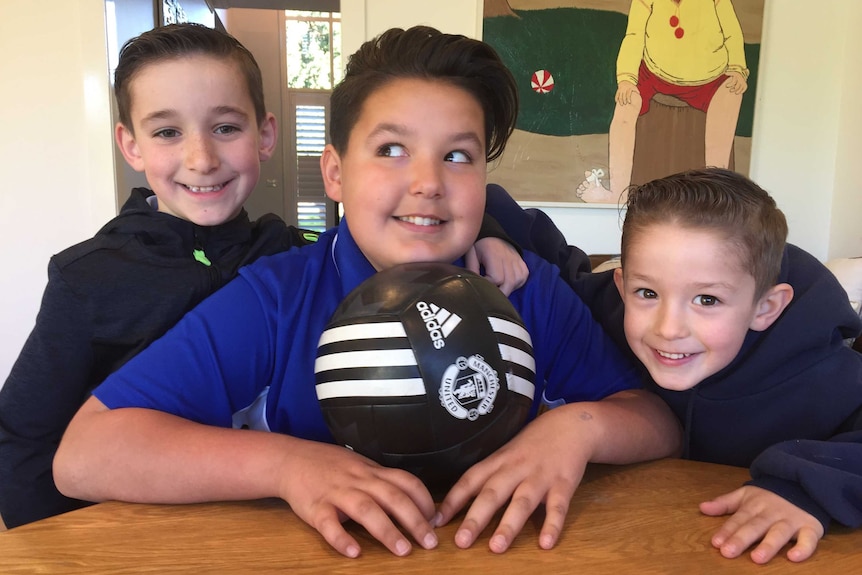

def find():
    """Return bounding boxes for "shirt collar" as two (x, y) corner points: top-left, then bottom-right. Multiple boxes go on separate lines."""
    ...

(330, 217), (468, 297)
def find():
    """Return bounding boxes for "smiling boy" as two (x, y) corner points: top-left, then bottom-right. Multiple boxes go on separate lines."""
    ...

(485, 168), (862, 564)
(53, 26), (680, 557)
(0, 24), (294, 529)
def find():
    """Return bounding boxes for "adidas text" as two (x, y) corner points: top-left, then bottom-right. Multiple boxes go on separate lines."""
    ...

(415, 301), (462, 349)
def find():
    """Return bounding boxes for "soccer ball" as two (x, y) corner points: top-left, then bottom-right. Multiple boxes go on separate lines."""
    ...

(314, 262), (536, 488)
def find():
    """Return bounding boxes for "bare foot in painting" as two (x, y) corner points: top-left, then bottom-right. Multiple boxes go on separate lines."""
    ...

(576, 169), (616, 203)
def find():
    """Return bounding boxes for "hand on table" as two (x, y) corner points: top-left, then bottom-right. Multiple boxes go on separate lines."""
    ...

(700, 485), (824, 564)
(433, 405), (588, 553)
(280, 441), (437, 558)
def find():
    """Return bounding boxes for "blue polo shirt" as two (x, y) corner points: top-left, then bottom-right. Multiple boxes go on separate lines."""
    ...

(94, 218), (640, 443)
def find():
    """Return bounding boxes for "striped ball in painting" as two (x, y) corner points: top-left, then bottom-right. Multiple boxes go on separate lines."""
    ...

(315, 262), (535, 488)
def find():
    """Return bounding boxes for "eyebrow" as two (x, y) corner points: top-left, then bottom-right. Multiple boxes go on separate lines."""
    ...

(367, 122), (483, 149)
(138, 106), (250, 127)
(627, 272), (737, 292)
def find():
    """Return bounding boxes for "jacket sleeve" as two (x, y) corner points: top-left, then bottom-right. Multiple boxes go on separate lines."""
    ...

(485, 183), (591, 278)
(0, 261), (95, 527)
(747, 430), (862, 531)
(484, 183), (633, 361)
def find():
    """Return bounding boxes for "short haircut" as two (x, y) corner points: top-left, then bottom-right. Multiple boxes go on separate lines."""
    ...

(329, 26), (519, 163)
(114, 23), (266, 131)
(621, 168), (788, 298)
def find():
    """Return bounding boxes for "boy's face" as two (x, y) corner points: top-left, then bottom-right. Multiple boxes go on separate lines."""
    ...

(116, 55), (276, 226)
(613, 224), (764, 391)
(320, 78), (487, 271)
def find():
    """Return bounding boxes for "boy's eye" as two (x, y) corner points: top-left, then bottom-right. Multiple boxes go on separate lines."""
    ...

(214, 125), (239, 135)
(693, 294), (719, 306)
(378, 143), (408, 157)
(154, 128), (180, 139)
(445, 150), (472, 164)
(634, 288), (657, 299)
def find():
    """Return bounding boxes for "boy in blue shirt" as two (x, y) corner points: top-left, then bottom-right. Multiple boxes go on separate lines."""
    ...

(485, 168), (862, 564)
(53, 26), (681, 557)
(0, 23), (524, 530)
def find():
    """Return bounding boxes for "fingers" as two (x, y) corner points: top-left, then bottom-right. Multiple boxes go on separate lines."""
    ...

(313, 507), (364, 558)
(747, 521), (800, 564)
(702, 486), (825, 565)
(364, 470), (438, 554)
(435, 469), (482, 528)
(699, 487), (744, 518)
(711, 511), (779, 560)
(454, 483), (511, 549)
(295, 462), (437, 558)
(493, 260), (529, 296)
(464, 246), (480, 275)
(784, 527), (821, 563)
(538, 489), (571, 550)
(328, 486), (437, 557)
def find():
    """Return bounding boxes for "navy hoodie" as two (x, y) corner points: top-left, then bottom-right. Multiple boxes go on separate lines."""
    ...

(486, 183), (862, 531)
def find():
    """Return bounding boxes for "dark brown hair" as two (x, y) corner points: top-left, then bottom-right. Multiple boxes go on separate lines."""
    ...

(621, 168), (788, 298)
(114, 23), (266, 131)
(329, 26), (518, 162)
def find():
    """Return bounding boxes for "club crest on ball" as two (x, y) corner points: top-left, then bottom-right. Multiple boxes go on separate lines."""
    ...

(439, 354), (499, 421)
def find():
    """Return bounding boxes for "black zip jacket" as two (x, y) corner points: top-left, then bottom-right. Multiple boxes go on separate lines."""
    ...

(0, 189), (315, 527)
(486, 183), (862, 532)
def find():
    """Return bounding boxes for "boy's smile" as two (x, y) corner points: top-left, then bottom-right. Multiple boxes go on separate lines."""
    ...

(116, 55), (276, 226)
(321, 78), (487, 271)
(614, 224), (763, 391)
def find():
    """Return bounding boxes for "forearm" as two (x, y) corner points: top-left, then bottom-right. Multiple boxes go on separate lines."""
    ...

(54, 396), (296, 504)
(563, 389), (681, 464)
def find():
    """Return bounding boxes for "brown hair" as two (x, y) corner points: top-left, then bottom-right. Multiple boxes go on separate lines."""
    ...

(114, 23), (266, 131)
(329, 26), (518, 162)
(621, 168), (788, 298)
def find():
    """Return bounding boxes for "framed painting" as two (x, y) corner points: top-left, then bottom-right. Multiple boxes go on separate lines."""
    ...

(483, 0), (765, 205)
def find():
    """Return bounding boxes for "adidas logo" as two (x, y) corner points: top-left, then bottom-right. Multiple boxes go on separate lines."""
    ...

(415, 301), (462, 349)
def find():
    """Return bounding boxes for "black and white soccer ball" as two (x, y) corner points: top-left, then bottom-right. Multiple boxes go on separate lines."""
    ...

(314, 262), (536, 488)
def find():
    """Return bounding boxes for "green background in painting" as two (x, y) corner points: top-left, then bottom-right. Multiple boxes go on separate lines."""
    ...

(484, 8), (759, 137)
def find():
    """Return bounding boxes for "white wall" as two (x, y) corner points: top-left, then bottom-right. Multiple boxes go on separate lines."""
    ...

(341, 0), (484, 57)
(1, 0), (860, 383)
(1, 0), (116, 383)
(749, 0), (861, 261)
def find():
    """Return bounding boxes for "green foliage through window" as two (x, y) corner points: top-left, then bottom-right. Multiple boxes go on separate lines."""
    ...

(285, 11), (341, 90)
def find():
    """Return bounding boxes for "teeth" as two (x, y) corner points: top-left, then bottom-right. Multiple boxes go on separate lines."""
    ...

(398, 216), (441, 226)
(657, 350), (692, 360)
(185, 184), (223, 193)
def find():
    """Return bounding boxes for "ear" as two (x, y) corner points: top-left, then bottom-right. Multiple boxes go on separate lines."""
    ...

(320, 144), (344, 203)
(257, 112), (278, 162)
(613, 267), (625, 299)
(115, 122), (145, 172)
(749, 282), (794, 332)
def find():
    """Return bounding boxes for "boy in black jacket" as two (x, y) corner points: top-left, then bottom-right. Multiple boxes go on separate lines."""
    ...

(0, 23), (524, 529)
(485, 168), (862, 564)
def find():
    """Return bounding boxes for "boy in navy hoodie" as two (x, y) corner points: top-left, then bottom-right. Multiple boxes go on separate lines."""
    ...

(0, 23), (524, 530)
(486, 168), (862, 564)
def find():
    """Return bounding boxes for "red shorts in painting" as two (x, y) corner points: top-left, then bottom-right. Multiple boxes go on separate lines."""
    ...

(636, 60), (728, 115)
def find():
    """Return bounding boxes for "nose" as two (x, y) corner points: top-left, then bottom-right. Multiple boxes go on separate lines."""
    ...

(408, 155), (443, 198)
(184, 132), (219, 173)
(653, 301), (688, 340)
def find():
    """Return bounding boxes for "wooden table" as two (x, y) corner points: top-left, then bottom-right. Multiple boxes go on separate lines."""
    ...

(0, 458), (857, 574)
